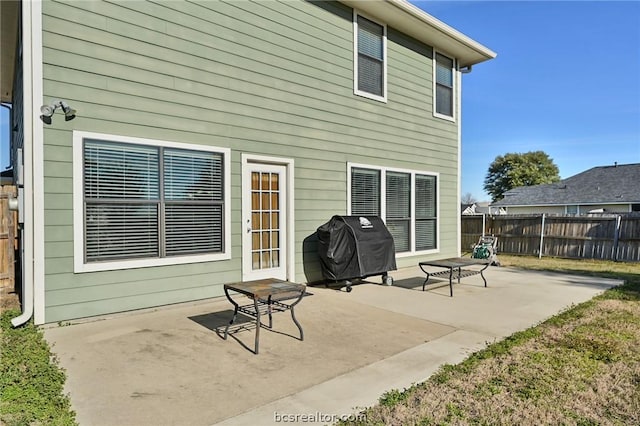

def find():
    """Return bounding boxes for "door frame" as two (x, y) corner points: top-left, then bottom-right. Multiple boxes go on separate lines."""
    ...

(241, 154), (295, 282)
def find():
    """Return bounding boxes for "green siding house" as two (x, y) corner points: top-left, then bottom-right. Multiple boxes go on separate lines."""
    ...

(1, 0), (495, 324)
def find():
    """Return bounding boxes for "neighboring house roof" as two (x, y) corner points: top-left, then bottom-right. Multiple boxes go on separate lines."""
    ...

(492, 163), (640, 207)
(461, 201), (506, 215)
(461, 203), (475, 215)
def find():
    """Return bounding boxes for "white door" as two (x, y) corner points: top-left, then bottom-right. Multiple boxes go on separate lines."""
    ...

(242, 163), (287, 281)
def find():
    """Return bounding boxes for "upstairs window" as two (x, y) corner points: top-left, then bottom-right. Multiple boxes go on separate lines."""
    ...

(434, 52), (455, 120)
(354, 12), (387, 102)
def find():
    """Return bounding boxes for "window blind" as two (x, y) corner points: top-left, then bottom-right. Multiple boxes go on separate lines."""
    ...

(165, 204), (223, 255)
(349, 166), (438, 254)
(415, 174), (437, 250)
(84, 140), (159, 200)
(351, 167), (380, 216)
(164, 148), (223, 256)
(386, 172), (411, 252)
(164, 149), (223, 201)
(85, 204), (159, 260)
(435, 53), (454, 117)
(83, 140), (225, 262)
(357, 16), (384, 97)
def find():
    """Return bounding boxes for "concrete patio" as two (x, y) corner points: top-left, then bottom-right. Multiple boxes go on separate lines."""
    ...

(43, 265), (621, 426)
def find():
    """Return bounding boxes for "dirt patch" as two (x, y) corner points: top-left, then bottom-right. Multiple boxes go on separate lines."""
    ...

(0, 282), (20, 314)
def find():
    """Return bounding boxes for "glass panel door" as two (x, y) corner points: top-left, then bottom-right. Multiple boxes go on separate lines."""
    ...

(250, 171), (281, 271)
(243, 163), (287, 281)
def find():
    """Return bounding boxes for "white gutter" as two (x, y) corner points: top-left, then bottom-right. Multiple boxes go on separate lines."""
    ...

(12, 0), (43, 327)
(341, 0), (496, 66)
(389, 0), (495, 60)
(492, 201), (636, 208)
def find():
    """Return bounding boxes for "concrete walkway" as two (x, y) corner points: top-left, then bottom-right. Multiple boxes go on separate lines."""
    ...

(43, 266), (621, 426)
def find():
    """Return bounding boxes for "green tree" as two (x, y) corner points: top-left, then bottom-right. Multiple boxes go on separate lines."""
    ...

(483, 151), (560, 202)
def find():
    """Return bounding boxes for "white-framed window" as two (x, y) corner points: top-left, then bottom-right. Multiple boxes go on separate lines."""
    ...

(353, 11), (387, 102)
(348, 163), (439, 255)
(73, 131), (231, 273)
(565, 205), (579, 215)
(433, 51), (456, 120)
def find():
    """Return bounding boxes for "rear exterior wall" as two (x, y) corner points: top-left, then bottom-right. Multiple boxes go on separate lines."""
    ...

(41, 0), (460, 322)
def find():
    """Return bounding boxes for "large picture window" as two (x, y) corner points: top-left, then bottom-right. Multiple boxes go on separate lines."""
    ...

(354, 12), (387, 102)
(73, 132), (231, 272)
(349, 164), (438, 254)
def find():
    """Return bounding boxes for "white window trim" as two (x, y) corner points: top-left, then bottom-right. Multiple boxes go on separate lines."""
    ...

(433, 50), (457, 122)
(241, 153), (296, 282)
(353, 10), (388, 103)
(347, 162), (440, 257)
(72, 131), (232, 273)
(565, 205), (580, 215)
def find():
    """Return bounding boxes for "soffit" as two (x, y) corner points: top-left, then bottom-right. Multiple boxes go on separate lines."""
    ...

(1, 0), (19, 103)
(341, 0), (496, 67)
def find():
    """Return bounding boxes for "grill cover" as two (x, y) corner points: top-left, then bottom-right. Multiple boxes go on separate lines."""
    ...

(317, 215), (397, 281)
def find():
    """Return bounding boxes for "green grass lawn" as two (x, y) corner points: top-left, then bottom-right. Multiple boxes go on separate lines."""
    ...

(0, 310), (77, 426)
(339, 255), (640, 425)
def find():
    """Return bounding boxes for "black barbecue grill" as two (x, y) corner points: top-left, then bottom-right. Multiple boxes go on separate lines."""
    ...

(316, 215), (396, 292)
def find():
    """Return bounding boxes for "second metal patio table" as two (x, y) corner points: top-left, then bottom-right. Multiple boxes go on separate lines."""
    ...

(419, 257), (491, 297)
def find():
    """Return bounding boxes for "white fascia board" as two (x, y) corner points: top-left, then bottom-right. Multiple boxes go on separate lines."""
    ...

(494, 202), (634, 208)
(340, 0), (496, 67)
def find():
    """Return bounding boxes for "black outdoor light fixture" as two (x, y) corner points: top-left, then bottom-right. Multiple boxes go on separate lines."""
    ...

(40, 100), (77, 124)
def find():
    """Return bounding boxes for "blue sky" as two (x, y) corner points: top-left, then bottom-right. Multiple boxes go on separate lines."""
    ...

(415, 0), (640, 201)
(2, 1), (639, 201)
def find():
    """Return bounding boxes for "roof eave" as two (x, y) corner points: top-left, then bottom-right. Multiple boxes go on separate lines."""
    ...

(492, 201), (638, 207)
(1, 0), (19, 103)
(341, 0), (496, 67)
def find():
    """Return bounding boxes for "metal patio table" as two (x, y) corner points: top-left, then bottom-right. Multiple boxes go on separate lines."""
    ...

(419, 257), (491, 297)
(223, 278), (305, 354)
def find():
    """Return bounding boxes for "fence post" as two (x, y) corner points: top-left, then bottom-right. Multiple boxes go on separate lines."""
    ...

(482, 213), (486, 238)
(612, 215), (621, 261)
(538, 213), (546, 259)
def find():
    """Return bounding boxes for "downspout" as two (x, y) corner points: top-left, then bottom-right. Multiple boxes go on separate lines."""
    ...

(538, 213), (546, 259)
(11, 0), (40, 327)
(456, 65), (462, 256)
(612, 215), (621, 261)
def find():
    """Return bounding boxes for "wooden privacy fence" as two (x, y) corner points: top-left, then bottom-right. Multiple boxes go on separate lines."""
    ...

(462, 214), (640, 262)
(1, 186), (18, 309)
